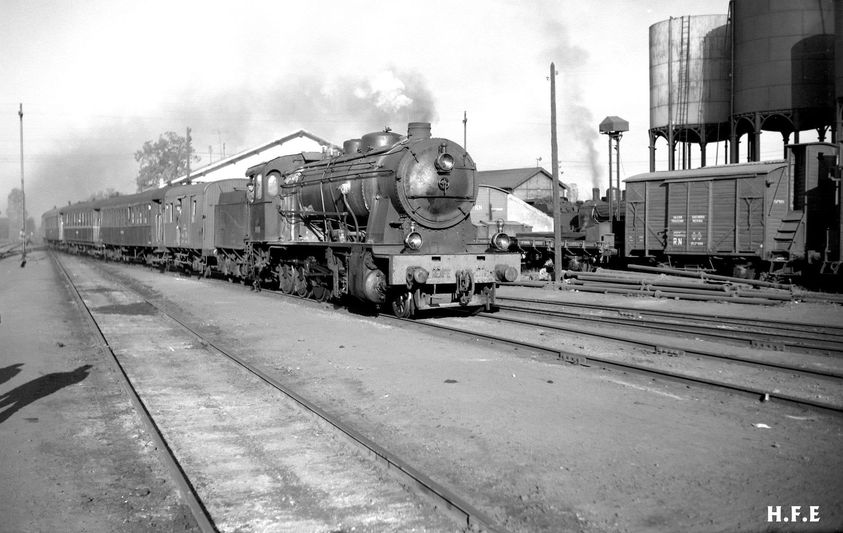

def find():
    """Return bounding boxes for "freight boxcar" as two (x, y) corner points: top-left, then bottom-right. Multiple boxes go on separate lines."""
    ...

(624, 143), (838, 279)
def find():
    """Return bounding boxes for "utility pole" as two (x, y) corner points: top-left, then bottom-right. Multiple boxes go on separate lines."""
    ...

(550, 63), (562, 284)
(185, 127), (192, 184)
(19, 103), (26, 267)
(463, 111), (467, 150)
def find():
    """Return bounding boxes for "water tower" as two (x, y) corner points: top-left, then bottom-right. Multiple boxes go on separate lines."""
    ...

(731, 0), (835, 161)
(649, 14), (731, 171)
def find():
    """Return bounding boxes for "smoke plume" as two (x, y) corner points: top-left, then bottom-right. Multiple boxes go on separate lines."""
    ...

(24, 69), (437, 220)
(541, 16), (602, 189)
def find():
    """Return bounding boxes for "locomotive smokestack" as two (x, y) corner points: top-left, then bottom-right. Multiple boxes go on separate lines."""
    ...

(408, 122), (431, 140)
(592, 187), (600, 202)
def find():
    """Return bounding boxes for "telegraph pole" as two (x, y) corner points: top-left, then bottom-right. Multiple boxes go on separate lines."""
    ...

(185, 127), (192, 184)
(550, 63), (562, 283)
(463, 111), (467, 150)
(19, 103), (27, 267)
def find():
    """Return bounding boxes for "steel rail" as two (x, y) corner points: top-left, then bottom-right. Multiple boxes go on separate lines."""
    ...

(51, 252), (218, 533)
(480, 310), (843, 380)
(78, 256), (843, 417)
(137, 265), (843, 415)
(496, 295), (843, 341)
(400, 316), (843, 415)
(87, 259), (509, 533)
(494, 302), (843, 356)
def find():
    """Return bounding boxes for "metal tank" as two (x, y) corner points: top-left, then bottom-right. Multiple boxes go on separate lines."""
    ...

(732, 0), (834, 133)
(649, 15), (731, 169)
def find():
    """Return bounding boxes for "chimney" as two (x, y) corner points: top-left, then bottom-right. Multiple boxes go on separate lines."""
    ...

(408, 122), (431, 140)
(592, 187), (600, 203)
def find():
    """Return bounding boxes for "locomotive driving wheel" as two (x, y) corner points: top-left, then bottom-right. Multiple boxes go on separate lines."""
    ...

(391, 291), (415, 318)
(310, 281), (329, 302)
(293, 267), (309, 297)
(278, 264), (294, 294)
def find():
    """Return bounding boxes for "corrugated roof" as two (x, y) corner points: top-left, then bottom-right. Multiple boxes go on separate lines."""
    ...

(477, 167), (567, 190)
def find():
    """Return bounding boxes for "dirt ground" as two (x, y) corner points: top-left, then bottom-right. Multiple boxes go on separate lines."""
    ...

(0, 251), (198, 532)
(2, 251), (842, 532)
(115, 259), (843, 532)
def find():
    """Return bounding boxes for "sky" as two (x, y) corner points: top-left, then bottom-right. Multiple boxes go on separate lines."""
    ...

(0, 0), (736, 221)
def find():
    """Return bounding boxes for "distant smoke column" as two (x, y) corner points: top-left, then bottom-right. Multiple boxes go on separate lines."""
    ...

(569, 109), (601, 187)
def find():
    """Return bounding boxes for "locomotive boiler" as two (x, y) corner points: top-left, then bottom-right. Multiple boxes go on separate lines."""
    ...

(244, 122), (520, 316)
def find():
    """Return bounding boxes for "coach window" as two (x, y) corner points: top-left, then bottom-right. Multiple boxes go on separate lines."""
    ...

(191, 199), (196, 222)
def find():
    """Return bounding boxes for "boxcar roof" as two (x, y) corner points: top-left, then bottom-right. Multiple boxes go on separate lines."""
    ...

(625, 160), (787, 183)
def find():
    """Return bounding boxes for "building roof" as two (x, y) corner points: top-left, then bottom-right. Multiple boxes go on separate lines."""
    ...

(476, 167), (567, 190)
(168, 130), (341, 186)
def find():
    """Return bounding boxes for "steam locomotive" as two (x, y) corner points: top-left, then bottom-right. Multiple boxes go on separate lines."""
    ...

(512, 142), (842, 285)
(42, 122), (521, 317)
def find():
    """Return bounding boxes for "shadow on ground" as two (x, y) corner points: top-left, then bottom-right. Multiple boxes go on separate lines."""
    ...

(0, 364), (93, 424)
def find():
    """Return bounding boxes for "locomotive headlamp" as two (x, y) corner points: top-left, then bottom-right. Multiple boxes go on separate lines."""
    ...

(435, 153), (455, 172)
(405, 231), (423, 250)
(491, 232), (511, 251)
(404, 222), (423, 250)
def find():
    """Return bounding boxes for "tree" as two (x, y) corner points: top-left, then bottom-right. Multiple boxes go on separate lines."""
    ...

(86, 188), (120, 201)
(134, 131), (199, 192)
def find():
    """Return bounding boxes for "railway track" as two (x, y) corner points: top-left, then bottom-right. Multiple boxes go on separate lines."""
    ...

(54, 252), (508, 533)
(409, 312), (843, 415)
(59, 252), (843, 418)
(497, 295), (843, 343)
(248, 277), (843, 415)
(493, 298), (843, 358)
(53, 252), (215, 532)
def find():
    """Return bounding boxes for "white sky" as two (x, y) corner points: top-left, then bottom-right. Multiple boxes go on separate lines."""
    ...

(1, 0), (737, 219)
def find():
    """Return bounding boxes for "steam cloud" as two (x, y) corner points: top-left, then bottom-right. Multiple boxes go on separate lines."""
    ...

(542, 17), (602, 189)
(23, 68), (437, 219)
